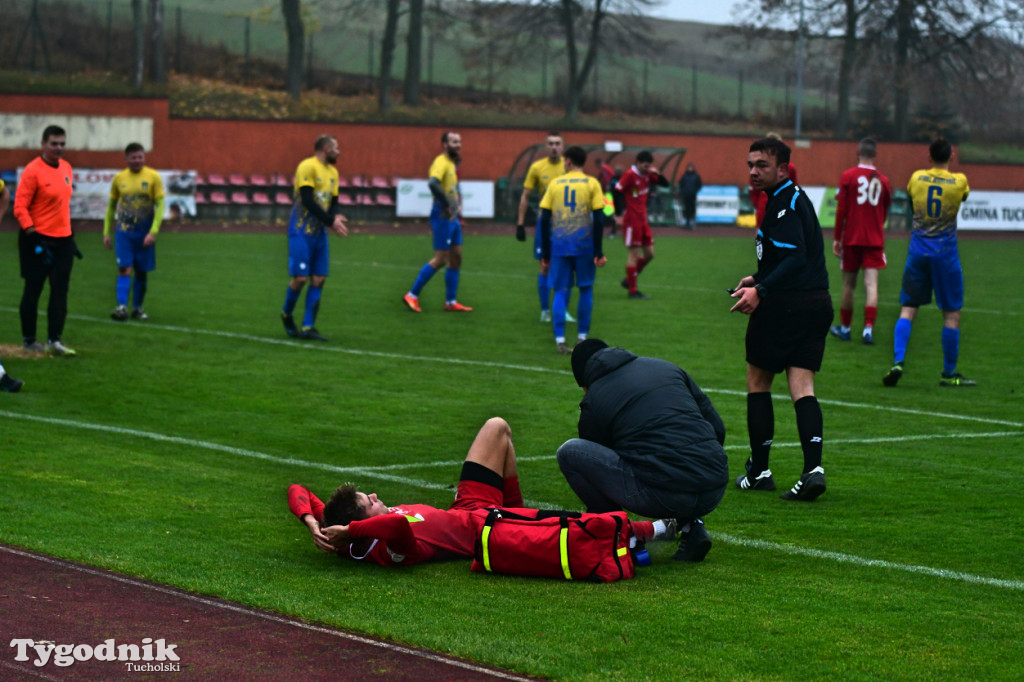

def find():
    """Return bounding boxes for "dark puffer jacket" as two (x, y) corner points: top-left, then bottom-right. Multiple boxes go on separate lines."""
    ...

(579, 347), (729, 493)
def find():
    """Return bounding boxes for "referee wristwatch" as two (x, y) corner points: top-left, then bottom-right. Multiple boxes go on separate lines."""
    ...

(754, 283), (768, 299)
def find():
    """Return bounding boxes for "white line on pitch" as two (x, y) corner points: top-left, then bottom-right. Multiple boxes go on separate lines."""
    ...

(1, 410), (1021, 592)
(296, 430), (1024, 472)
(711, 533), (1024, 591)
(3, 307), (1018, 430)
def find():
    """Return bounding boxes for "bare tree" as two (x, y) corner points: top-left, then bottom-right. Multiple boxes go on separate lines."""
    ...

(405, 0), (424, 105)
(149, 0), (165, 84)
(282, 0), (304, 99)
(379, 0), (402, 112)
(463, 0), (661, 120)
(132, 0), (144, 89)
(734, 0), (1024, 140)
(877, 0), (1024, 140)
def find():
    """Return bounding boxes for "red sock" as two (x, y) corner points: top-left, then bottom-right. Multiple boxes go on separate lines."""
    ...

(635, 257), (648, 275)
(502, 477), (523, 508)
(633, 520), (655, 541)
(840, 308), (853, 327)
(864, 306), (877, 328)
(626, 266), (638, 293)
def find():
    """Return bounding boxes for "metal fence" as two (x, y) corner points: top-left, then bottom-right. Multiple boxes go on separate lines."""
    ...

(4, 0), (835, 126)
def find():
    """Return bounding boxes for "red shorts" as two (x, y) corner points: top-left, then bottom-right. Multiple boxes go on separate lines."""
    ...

(449, 479), (504, 512)
(623, 216), (653, 248)
(841, 245), (886, 272)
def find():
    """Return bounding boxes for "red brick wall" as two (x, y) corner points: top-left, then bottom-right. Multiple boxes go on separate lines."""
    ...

(2, 94), (1022, 190)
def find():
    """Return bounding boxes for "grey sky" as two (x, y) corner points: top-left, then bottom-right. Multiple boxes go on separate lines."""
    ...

(648, 0), (742, 25)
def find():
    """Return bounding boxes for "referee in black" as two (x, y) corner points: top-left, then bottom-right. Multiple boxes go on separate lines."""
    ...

(729, 137), (833, 501)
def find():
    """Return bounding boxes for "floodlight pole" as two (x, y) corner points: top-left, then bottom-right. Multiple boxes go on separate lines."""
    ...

(795, 0), (805, 138)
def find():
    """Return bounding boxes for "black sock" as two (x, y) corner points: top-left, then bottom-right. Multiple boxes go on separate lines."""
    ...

(746, 392), (774, 476)
(794, 395), (823, 474)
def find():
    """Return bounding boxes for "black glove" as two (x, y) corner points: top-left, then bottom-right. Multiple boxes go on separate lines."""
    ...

(72, 238), (84, 260)
(515, 224), (526, 242)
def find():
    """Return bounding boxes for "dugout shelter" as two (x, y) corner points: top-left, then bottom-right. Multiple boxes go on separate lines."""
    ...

(502, 144), (688, 226)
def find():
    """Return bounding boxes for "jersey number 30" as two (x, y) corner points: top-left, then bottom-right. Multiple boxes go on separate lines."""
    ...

(856, 176), (883, 206)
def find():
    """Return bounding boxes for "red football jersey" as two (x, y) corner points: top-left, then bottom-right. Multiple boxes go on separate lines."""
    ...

(834, 164), (892, 247)
(615, 166), (659, 223)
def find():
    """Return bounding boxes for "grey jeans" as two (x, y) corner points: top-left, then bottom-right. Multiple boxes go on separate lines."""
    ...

(556, 438), (725, 523)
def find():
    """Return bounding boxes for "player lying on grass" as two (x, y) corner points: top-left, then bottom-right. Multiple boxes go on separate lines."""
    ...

(287, 417), (676, 566)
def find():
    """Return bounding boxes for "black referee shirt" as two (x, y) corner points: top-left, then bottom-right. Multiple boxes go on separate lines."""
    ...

(753, 180), (829, 293)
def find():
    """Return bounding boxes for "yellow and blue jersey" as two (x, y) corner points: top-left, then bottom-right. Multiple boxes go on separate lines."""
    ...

(540, 171), (605, 257)
(290, 156), (339, 235)
(428, 153), (459, 208)
(524, 157), (566, 199)
(907, 167), (969, 255)
(110, 167), (164, 233)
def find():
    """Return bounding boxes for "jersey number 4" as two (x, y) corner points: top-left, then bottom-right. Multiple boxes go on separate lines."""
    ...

(563, 186), (577, 212)
(856, 176), (883, 206)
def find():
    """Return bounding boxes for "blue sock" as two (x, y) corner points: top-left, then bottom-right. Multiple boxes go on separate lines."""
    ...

(411, 263), (436, 296)
(132, 273), (147, 308)
(283, 286), (301, 315)
(303, 286), (323, 328)
(445, 268), (459, 303)
(941, 327), (959, 376)
(893, 317), (912, 365)
(538, 272), (550, 311)
(576, 285), (593, 337)
(552, 288), (569, 339)
(116, 275), (131, 307)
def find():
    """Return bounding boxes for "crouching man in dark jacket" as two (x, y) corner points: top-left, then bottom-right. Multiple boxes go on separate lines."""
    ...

(557, 339), (729, 562)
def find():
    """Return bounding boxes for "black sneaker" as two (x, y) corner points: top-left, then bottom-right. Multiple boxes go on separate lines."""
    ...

(780, 466), (826, 501)
(620, 278), (629, 289)
(628, 291), (651, 300)
(300, 327), (328, 341)
(672, 519), (711, 562)
(882, 362), (904, 387)
(0, 372), (24, 393)
(940, 372), (977, 387)
(736, 469), (776, 491)
(110, 305), (129, 322)
(281, 312), (298, 338)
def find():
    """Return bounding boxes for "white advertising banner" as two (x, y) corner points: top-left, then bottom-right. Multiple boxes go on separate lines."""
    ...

(695, 185), (740, 224)
(395, 179), (495, 219)
(18, 167), (198, 219)
(958, 191), (1024, 231)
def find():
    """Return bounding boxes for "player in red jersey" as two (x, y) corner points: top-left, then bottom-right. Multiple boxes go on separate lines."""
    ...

(288, 417), (671, 566)
(830, 138), (892, 345)
(615, 151), (668, 299)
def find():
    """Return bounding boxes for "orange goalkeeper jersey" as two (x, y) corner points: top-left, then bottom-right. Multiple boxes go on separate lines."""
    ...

(14, 157), (74, 237)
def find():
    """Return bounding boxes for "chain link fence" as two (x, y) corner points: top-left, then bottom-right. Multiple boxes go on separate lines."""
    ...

(4, 0), (834, 127)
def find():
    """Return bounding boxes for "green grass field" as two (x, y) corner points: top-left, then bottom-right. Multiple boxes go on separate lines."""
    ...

(1, 226), (1022, 680)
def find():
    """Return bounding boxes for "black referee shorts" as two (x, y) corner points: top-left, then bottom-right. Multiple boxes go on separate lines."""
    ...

(745, 290), (834, 374)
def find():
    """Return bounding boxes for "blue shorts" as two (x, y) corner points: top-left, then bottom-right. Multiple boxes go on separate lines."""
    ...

(549, 254), (595, 290)
(534, 216), (544, 260)
(899, 250), (963, 311)
(288, 229), (330, 277)
(430, 203), (462, 251)
(115, 230), (156, 272)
